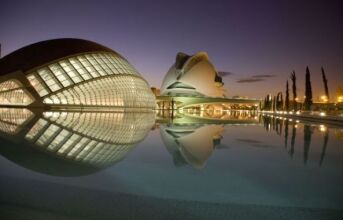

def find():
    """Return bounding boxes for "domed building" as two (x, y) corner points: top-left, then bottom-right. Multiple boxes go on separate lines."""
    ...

(0, 108), (155, 176)
(0, 39), (155, 109)
(160, 52), (225, 97)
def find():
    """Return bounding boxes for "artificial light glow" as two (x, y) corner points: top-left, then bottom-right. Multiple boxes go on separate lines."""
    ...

(319, 124), (327, 132)
(320, 95), (328, 102)
(319, 112), (326, 116)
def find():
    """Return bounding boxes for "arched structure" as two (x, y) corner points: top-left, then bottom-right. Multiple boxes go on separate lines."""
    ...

(160, 124), (224, 169)
(0, 108), (155, 176)
(160, 52), (225, 97)
(0, 39), (155, 109)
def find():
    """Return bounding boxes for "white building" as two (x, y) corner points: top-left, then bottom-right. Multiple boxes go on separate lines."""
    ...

(0, 38), (155, 109)
(160, 52), (225, 97)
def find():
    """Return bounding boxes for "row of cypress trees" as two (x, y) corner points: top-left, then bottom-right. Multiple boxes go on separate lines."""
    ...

(262, 66), (329, 111)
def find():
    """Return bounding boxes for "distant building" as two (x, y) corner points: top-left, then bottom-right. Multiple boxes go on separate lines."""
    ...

(0, 38), (155, 109)
(160, 52), (225, 97)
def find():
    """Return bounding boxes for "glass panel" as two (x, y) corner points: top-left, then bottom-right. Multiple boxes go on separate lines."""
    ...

(37, 68), (61, 92)
(48, 64), (73, 87)
(27, 74), (49, 96)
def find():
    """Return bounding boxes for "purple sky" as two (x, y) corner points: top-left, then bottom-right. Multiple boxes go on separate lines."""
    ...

(0, 0), (342, 100)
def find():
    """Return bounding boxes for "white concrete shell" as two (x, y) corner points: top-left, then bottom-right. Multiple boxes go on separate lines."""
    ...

(160, 52), (225, 97)
(160, 124), (224, 169)
(0, 39), (156, 109)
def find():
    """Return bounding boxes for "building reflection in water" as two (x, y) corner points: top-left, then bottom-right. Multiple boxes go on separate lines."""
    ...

(0, 107), (338, 173)
(183, 108), (258, 121)
(0, 108), (155, 176)
(158, 109), (260, 169)
(156, 109), (260, 125)
(160, 124), (224, 169)
(261, 115), (331, 167)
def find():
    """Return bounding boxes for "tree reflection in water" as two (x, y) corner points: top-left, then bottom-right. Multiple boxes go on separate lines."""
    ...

(261, 115), (333, 166)
(303, 124), (313, 164)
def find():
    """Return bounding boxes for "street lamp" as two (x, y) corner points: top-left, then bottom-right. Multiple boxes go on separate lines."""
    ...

(320, 95), (328, 103)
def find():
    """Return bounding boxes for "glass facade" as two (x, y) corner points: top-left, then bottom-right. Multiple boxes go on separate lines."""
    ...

(0, 108), (33, 134)
(26, 52), (155, 108)
(0, 80), (34, 106)
(23, 111), (155, 167)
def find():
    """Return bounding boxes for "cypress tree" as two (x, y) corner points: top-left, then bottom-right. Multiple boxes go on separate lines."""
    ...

(280, 93), (283, 110)
(285, 80), (290, 111)
(304, 66), (313, 110)
(276, 92), (283, 110)
(321, 67), (329, 100)
(263, 97), (267, 110)
(290, 71), (297, 111)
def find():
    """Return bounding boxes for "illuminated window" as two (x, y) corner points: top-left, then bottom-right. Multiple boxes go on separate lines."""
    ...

(0, 108), (33, 134)
(0, 80), (34, 106)
(37, 68), (62, 92)
(24, 52), (154, 108)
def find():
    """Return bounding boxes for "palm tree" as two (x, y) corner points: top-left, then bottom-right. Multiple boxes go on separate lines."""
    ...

(290, 71), (297, 111)
(285, 80), (290, 111)
(321, 67), (329, 100)
(304, 66), (313, 111)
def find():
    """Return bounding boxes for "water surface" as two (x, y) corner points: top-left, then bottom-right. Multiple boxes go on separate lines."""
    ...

(0, 109), (342, 220)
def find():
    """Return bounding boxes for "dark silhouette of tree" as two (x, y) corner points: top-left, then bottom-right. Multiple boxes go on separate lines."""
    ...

(304, 66), (313, 111)
(276, 92), (283, 110)
(280, 94), (283, 110)
(272, 96), (276, 112)
(321, 67), (329, 100)
(263, 94), (273, 110)
(279, 118), (283, 136)
(303, 124), (313, 164)
(290, 71), (297, 111)
(289, 122), (296, 158)
(276, 92), (280, 110)
(319, 130), (329, 166)
(284, 119), (289, 148)
(263, 115), (271, 131)
(285, 80), (290, 111)
(264, 95), (269, 110)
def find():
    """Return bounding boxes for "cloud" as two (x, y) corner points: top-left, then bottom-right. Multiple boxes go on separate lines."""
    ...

(217, 71), (234, 77)
(252, 74), (276, 78)
(236, 74), (276, 83)
(236, 78), (265, 83)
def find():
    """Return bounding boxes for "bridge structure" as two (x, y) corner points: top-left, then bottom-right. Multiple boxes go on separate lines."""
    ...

(156, 95), (261, 110)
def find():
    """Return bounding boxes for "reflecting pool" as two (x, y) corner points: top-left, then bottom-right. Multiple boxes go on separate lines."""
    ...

(0, 109), (342, 220)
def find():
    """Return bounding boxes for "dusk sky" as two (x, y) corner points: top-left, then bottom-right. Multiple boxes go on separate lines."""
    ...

(1, 0), (342, 100)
